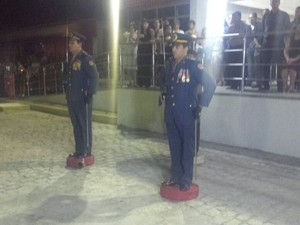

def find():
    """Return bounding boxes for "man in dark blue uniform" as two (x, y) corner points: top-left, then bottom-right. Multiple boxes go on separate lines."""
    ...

(66, 32), (99, 158)
(160, 33), (216, 191)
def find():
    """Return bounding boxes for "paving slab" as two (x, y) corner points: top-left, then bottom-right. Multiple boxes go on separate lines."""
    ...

(0, 111), (300, 225)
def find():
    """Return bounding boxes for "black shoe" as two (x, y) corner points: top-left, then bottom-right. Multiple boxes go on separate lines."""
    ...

(161, 179), (179, 187)
(179, 183), (191, 192)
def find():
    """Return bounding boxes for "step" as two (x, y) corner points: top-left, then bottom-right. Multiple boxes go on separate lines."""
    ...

(29, 103), (117, 125)
(0, 103), (30, 112)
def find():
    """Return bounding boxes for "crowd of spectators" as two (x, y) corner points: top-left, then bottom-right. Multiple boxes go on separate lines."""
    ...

(121, 1), (300, 93)
(121, 18), (203, 87)
(119, 18), (195, 86)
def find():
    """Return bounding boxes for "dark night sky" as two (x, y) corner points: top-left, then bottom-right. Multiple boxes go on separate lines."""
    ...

(0, 0), (104, 32)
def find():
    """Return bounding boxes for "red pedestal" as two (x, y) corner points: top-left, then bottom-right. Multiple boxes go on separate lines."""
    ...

(160, 183), (199, 201)
(66, 155), (95, 169)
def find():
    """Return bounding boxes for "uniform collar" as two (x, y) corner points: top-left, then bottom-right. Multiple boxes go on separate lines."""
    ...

(172, 56), (187, 67)
(71, 50), (83, 63)
(171, 56), (188, 73)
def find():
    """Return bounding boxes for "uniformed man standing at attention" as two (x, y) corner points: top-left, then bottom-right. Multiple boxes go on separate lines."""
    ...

(160, 33), (216, 191)
(66, 32), (99, 158)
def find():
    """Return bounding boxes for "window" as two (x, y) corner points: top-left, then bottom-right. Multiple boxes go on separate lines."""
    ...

(179, 17), (189, 32)
(142, 9), (157, 20)
(158, 7), (175, 18)
(176, 4), (189, 17)
(122, 3), (191, 32)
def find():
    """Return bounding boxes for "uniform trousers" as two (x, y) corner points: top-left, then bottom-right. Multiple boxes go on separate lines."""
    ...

(166, 121), (195, 186)
(67, 98), (93, 156)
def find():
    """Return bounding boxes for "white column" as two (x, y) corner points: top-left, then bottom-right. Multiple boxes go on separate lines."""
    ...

(189, 0), (208, 35)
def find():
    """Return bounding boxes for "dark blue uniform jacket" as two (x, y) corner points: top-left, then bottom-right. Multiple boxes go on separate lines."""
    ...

(162, 57), (216, 125)
(66, 50), (99, 101)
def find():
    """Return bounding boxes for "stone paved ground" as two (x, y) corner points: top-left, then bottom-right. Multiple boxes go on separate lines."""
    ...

(0, 110), (300, 225)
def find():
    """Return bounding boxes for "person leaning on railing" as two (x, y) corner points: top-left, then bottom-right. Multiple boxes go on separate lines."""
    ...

(292, 6), (300, 89)
(291, 6), (300, 29)
(247, 12), (263, 88)
(260, 0), (291, 91)
(122, 22), (138, 87)
(281, 23), (300, 92)
(136, 18), (155, 87)
(224, 11), (251, 90)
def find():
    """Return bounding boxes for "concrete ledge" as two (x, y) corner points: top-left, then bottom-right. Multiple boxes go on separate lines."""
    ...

(0, 103), (30, 112)
(92, 111), (117, 125)
(12, 88), (300, 159)
(30, 103), (68, 117)
(29, 103), (117, 125)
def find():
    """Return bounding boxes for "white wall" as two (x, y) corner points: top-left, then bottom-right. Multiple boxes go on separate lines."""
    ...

(32, 89), (300, 159)
(117, 89), (300, 159)
(117, 89), (166, 133)
(201, 94), (300, 158)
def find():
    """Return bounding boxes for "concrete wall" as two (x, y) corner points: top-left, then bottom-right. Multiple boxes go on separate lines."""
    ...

(30, 89), (300, 159)
(28, 89), (117, 113)
(116, 89), (300, 159)
(117, 89), (166, 133)
(201, 94), (300, 159)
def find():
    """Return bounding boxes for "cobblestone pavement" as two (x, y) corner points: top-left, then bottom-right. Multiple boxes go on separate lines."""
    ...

(0, 110), (300, 225)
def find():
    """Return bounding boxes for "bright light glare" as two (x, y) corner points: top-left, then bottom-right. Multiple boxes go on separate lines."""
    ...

(205, 0), (227, 38)
(111, 0), (120, 45)
(109, 0), (120, 106)
(110, 0), (120, 87)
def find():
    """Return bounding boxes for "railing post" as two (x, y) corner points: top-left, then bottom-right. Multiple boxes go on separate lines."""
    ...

(119, 46), (124, 86)
(61, 62), (65, 94)
(151, 42), (155, 87)
(275, 63), (278, 84)
(43, 67), (46, 95)
(107, 52), (111, 86)
(54, 66), (58, 94)
(26, 71), (30, 96)
(241, 34), (247, 93)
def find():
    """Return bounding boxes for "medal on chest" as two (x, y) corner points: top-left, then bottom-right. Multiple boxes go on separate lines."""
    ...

(177, 69), (190, 83)
(72, 59), (82, 71)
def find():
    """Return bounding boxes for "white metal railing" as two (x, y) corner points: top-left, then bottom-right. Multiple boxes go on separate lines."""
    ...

(6, 30), (297, 97)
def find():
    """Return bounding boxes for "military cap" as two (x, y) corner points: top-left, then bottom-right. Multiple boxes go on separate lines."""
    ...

(69, 32), (87, 42)
(171, 33), (190, 45)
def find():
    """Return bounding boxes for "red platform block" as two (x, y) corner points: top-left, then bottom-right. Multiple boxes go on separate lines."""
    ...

(66, 155), (95, 169)
(160, 183), (199, 201)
